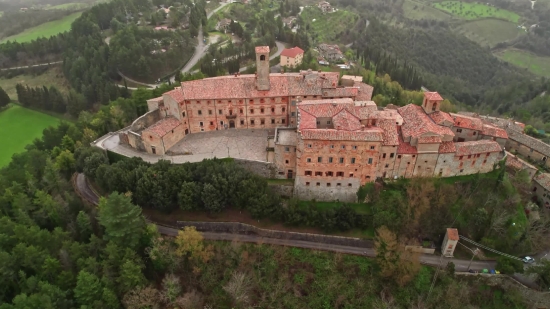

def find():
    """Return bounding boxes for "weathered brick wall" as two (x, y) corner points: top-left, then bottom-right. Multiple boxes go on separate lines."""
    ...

(162, 124), (186, 151)
(234, 159), (277, 178)
(413, 153), (439, 176)
(176, 221), (374, 248)
(393, 154), (417, 178)
(130, 109), (161, 132)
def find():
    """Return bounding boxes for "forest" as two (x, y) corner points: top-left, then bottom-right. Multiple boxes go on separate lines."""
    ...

(0, 8), (80, 40)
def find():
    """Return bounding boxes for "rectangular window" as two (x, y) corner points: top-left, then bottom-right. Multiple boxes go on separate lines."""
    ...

(370, 146), (375, 150)
(291, 112), (296, 116)
(315, 171), (322, 176)
(316, 121), (320, 125)
(210, 121), (214, 125)
(285, 147), (290, 152)
(308, 144), (312, 148)
(282, 119), (286, 124)
(330, 145), (334, 149)
(307, 158), (312, 163)
(240, 109), (243, 114)
(306, 182), (310, 186)
(261, 119), (265, 125)
(390, 153), (394, 158)
(198, 110), (202, 115)
(327, 183), (331, 187)
(318, 157), (322, 163)
(261, 108), (265, 113)
(250, 109), (254, 114)
(328, 157), (333, 163)
(327, 121), (331, 125)
(397, 155), (402, 159)
(368, 158), (373, 164)
(383, 153), (387, 159)
(218, 109), (222, 115)
(271, 107), (275, 113)
(456, 129), (462, 133)
(271, 119), (275, 124)
(336, 171), (344, 177)
(385, 164), (389, 168)
(209, 110), (212, 115)
(182, 112), (186, 117)
(348, 183), (352, 187)
(337, 183), (341, 187)
(240, 120), (244, 125)
(251, 120), (255, 125)
(199, 121), (204, 126)
(326, 171), (334, 176)
(339, 157), (344, 164)
(349, 173), (354, 177)
(316, 182), (320, 186)
(351, 158), (356, 164)
(352, 145), (357, 150)
(282, 107), (286, 112)
(460, 156), (463, 160)
(305, 171), (312, 176)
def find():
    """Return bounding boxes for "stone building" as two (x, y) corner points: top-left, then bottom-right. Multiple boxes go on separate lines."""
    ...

(506, 129), (550, 169)
(317, 1), (332, 13)
(120, 45), (506, 202)
(533, 173), (550, 210)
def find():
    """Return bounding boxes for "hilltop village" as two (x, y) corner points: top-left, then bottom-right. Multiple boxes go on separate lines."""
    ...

(105, 45), (537, 202)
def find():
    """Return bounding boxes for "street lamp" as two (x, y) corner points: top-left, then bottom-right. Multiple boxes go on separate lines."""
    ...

(457, 241), (479, 271)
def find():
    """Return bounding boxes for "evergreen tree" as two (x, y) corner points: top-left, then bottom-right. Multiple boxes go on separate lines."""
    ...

(0, 86), (10, 107)
(98, 192), (145, 249)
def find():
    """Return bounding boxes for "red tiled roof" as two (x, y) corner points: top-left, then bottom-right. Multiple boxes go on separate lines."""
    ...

(450, 113), (483, 131)
(332, 109), (361, 131)
(429, 111), (454, 126)
(354, 82), (374, 101)
(447, 228), (459, 241)
(281, 46), (304, 58)
(398, 104), (454, 139)
(298, 109), (317, 129)
(165, 88), (184, 102)
(255, 46), (270, 53)
(144, 117), (181, 137)
(397, 134), (417, 154)
(300, 128), (383, 141)
(454, 140), (501, 157)
(418, 136), (442, 144)
(534, 173), (550, 191)
(481, 124), (508, 139)
(378, 119), (399, 146)
(424, 91), (443, 101)
(438, 141), (456, 153)
(322, 87), (358, 98)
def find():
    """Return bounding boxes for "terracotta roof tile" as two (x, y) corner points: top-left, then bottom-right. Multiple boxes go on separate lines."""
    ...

(165, 88), (185, 102)
(397, 104), (454, 139)
(534, 173), (550, 191)
(280, 46), (304, 58)
(429, 111), (454, 126)
(397, 134), (417, 154)
(144, 117), (181, 137)
(418, 136), (442, 144)
(354, 82), (374, 101)
(300, 128), (383, 141)
(424, 91), (443, 101)
(332, 109), (361, 131)
(450, 113), (483, 131)
(447, 228), (459, 241)
(378, 119), (399, 146)
(481, 124), (508, 139)
(255, 46), (270, 53)
(438, 141), (456, 153)
(454, 140), (501, 157)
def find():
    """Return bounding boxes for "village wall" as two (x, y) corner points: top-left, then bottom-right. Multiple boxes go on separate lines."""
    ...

(392, 154), (417, 178)
(268, 183), (294, 198)
(506, 139), (550, 168)
(377, 145), (398, 178)
(129, 109), (161, 132)
(233, 159), (277, 178)
(413, 153), (439, 176)
(434, 153), (456, 177)
(294, 175), (359, 202)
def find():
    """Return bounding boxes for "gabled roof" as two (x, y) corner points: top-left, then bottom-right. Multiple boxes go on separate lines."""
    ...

(507, 130), (550, 156)
(164, 88), (185, 102)
(534, 173), (550, 191)
(255, 46), (270, 53)
(281, 46), (304, 58)
(481, 124), (508, 139)
(454, 140), (501, 157)
(332, 109), (361, 131)
(438, 141), (456, 153)
(144, 117), (181, 137)
(397, 134), (417, 154)
(300, 129), (384, 141)
(429, 111), (454, 126)
(424, 91), (443, 101)
(450, 113), (483, 131)
(398, 104), (454, 139)
(447, 228), (459, 241)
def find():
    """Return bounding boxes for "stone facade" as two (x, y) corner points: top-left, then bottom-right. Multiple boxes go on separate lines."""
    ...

(506, 129), (550, 169)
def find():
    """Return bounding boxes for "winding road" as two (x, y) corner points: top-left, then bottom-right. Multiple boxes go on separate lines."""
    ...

(75, 173), (499, 272)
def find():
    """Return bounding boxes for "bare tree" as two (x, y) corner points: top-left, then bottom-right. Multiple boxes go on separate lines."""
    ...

(223, 271), (253, 306)
(123, 285), (161, 309)
(174, 289), (204, 309)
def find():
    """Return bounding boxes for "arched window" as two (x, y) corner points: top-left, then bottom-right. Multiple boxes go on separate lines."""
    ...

(260, 55), (266, 61)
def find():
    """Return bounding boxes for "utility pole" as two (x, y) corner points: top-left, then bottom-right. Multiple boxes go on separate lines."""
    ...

(457, 241), (479, 271)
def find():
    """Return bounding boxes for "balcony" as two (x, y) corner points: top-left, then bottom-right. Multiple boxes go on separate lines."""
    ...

(226, 114), (237, 119)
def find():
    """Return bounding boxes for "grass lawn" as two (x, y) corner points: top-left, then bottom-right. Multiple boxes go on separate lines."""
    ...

(0, 105), (60, 167)
(456, 18), (522, 47)
(0, 67), (71, 100)
(403, 0), (451, 21)
(433, 1), (520, 23)
(300, 7), (359, 43)
(495, 49), (550, 78)
(0, 12), (82, 43)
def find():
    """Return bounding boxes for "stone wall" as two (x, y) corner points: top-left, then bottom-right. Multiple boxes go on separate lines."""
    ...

(506, 139), (550, 169)
(176, 221), (373, 248)
(130, 108), (161, 132)
(294, 175), (359, 202)
(269, 184), (294, 198)
(234, 159), (277, 178)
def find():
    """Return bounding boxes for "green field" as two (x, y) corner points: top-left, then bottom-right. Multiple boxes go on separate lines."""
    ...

(301, 7), (359, 43)
(403, 0), (451, 21)
(0, 105), (60, 167)
(495, 49), (550, 78)
(0, 67), (70, 99)
(433, 1), (520, 23)
(456, 18), (521, 47)
(0, 12), (82, 43)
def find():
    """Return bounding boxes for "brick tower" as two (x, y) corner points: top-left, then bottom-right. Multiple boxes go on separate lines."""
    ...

(255, 46), (270, 91)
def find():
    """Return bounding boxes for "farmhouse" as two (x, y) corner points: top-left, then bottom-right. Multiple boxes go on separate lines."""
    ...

(112, 46), (510, 201)
(317, 1), (332, 13)
(280, 46), (305, 68)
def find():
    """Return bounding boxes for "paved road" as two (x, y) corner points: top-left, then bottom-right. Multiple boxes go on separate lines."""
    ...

(0, 61), (63, 71)
(74, 173), (498, 271)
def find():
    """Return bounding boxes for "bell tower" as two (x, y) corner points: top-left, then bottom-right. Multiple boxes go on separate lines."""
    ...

(255, 46), (270, 91)
(422, 91), (443, 114)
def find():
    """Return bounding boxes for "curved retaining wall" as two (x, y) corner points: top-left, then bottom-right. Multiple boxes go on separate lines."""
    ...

(176, 221), (374, 248)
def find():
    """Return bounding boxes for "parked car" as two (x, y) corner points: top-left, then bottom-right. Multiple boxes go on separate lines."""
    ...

(482, 269), (489, 274)
(489, 269), (496, 274)
(522, 256), (535, 264)
(468, 269), (477, 273)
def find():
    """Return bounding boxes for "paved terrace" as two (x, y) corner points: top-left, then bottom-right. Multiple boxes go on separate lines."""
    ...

(94, 129), (271, 164)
